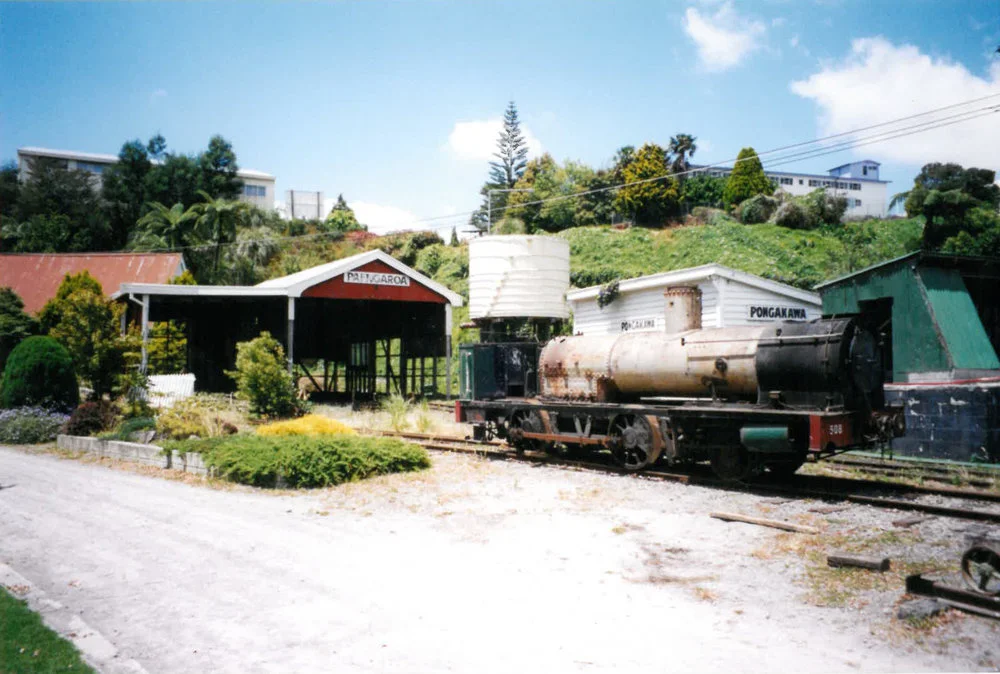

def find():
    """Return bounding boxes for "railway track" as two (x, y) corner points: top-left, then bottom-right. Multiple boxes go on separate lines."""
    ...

(825, 455), (1000, 488)
(373, 430), (1000, 524)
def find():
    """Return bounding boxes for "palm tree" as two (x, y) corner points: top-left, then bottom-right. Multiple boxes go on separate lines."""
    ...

(191, 190), (249, 278)
(888, 190), (910, 215)
(131, 201), (200, 251)
(668, 134), (698, 178)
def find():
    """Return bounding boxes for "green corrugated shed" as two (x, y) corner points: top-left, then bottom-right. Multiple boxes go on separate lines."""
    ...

(817, 252), (1000, 381)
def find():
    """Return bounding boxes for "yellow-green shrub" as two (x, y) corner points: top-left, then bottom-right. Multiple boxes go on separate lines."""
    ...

(256, 414), (355, 437)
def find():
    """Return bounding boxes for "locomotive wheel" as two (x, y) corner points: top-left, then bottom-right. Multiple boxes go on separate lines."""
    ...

(961, 544), (1000, 596)
(508, 410), (546, 455)
(609, 415), (655, 472)
(711, 445), (752, 481)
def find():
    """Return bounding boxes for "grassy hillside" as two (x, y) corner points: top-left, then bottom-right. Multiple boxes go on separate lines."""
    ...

(561, 215), (923, 290)
(259, 215), (922, 295)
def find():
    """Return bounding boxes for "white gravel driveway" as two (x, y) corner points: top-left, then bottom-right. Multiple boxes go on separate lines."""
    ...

(0, 446), (994, 673)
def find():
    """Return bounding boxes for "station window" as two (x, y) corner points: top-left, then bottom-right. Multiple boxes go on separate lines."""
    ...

(243, 184), (266, 198)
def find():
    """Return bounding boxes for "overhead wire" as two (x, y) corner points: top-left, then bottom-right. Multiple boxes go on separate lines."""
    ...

(123, 92), (1000, 253)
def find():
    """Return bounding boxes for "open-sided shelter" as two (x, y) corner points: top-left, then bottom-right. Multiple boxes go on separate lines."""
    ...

(116, 250), (463, 399)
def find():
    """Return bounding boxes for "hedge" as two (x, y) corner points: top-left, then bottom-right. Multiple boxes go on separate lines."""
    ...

(163, 434), (430, 488)
(0, 336), (78, 411)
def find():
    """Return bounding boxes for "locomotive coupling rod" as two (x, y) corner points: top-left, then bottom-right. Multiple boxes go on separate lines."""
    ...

(905, 574), (1000, 620)
(521, 431), (608, 446)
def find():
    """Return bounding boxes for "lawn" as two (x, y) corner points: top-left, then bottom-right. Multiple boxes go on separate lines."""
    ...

(0, 587), (94, 673)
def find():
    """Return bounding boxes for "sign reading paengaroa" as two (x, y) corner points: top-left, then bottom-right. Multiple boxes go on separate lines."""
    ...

(747, 305), (808, 321)
(344, 271), (411, 287)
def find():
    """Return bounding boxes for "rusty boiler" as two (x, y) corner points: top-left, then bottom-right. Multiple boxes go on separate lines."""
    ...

(540, 286), (766, 402)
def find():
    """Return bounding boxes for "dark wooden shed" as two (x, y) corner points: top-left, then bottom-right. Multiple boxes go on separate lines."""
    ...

(115, 250), (462, 399)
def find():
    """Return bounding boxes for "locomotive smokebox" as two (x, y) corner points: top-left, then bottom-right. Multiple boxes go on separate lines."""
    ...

(663, 286), (702, 333)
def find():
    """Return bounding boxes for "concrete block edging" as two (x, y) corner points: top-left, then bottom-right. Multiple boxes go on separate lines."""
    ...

(56, 435), (211, 476)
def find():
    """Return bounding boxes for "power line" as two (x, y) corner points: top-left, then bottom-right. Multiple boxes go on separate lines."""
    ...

(121, 92), (1000, 254)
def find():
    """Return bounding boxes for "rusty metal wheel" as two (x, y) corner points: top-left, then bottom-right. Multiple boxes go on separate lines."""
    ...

(508, 410), (545, 455)
(609, 414), (655, 472)
(961, 544), (1000, 596)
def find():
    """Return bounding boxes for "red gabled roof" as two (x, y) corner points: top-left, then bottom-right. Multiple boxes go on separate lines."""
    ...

(0, 252), (184, 314)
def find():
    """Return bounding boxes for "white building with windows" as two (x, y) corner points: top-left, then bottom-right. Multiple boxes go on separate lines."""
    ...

(16, 147), (276, 209)
(694, 159), (891, 218)
(567, 264), (822, 337)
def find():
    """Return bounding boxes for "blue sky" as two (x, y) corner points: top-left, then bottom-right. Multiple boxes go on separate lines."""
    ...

(2, 1), (999, 233)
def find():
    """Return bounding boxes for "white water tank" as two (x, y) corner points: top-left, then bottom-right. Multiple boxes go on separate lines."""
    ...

(468, 235), (570, 320)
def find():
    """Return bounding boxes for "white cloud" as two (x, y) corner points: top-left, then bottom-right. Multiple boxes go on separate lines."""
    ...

(682, 2), (766, 72)
(445, 118), (542, 161)
(347, 201), (422, 235)
(791, 37), (1000, 169)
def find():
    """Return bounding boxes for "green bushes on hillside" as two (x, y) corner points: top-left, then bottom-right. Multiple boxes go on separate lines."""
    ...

(560, 216), (923, 290)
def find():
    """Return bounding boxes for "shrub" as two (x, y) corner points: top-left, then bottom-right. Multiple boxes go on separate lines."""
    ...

(164, 434), (430, 488)
(100, 416), (157, 441)
(740, 194), (780, 224)
(1, 336), (79, 411)
(0, 407), (70, 444)
(157, 395), (244, 440)
(46, 284), (137, 400)
(801, 189), (848, 226)
(0, 287), (36, 374)
(257, 414), (356, 437)
(773, 201), (810, 230)
(227, 332), (301, 418)
(382, 394), (410, 432)
(64, 401), (118, 437)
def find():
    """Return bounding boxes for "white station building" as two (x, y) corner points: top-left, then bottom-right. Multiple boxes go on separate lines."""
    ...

(567, 264), (822, 336)
(693, 159), (891, 218)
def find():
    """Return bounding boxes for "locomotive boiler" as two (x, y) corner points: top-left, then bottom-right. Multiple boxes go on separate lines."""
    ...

(456, 286), (904, 480)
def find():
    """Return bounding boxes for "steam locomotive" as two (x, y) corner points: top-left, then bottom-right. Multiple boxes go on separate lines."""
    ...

(455, 287), (904, 480)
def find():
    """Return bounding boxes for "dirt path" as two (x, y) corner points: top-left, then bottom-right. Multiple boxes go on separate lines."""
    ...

(0, 446), (995, 673)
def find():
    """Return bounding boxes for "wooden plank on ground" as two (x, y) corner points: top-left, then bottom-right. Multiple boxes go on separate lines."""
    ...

(709, 511), (819, 534)
(893, 515), (931, 528)
(827, 554), (891, 571)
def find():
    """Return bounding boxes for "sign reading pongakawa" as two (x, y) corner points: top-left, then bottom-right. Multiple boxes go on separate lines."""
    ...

(344, 270), (411, 287)
(747, 305), (808, 321)
(620, 317), (657, 332)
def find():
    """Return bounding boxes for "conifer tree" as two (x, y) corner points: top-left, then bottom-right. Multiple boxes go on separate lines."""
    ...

(470, 101), (531, 232)
(723, 147), (773, 206)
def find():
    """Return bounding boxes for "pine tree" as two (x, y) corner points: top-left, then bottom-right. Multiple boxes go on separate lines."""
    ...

(449, 226), (459, 246)
(470, 101), (531, 232)
(489, 102), (530, 190)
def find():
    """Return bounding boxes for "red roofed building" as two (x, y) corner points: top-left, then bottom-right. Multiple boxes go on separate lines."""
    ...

(0, 252), (185, 314)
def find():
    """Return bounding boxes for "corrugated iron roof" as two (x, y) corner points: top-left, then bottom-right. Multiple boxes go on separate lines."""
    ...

(0, 252), (185, 314)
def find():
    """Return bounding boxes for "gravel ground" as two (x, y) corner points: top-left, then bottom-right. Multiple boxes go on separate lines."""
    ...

(1, 437), (999, 673)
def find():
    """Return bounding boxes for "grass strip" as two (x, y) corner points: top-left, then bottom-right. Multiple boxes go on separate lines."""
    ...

(0, 587), (95, 673)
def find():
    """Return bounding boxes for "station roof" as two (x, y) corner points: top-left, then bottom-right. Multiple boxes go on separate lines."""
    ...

(117, 249), (463, 306)
(0, 252), (185, 314)
(567, 263), (820, 306)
